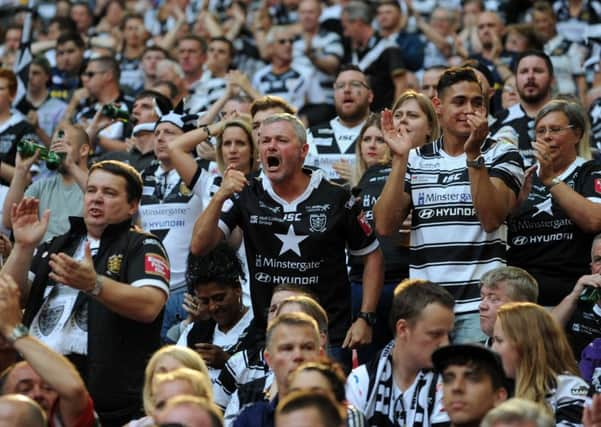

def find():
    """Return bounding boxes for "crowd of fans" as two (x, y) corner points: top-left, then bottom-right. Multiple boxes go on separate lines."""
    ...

(2, 0), (601, 426)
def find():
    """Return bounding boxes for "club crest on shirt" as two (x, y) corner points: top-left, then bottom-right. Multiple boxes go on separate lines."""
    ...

(107, 254), (123, 275)
(179, 182), (192, 196)
(309, 213), (327, 232)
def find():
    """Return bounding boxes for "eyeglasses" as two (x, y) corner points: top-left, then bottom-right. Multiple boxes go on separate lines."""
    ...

(82, 70), (105, 78)
(277, 38), (294, 45)
(534, 125), (574, 136)
(333, 80), (370, 91)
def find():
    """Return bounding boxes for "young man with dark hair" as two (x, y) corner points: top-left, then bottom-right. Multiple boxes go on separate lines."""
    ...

(176, 242), (253, 380)
(432, 344), (509, 427)
(49, 32), (86, 102)
(375, 67), (524, 343)
(346, 279), (455, 426)
(187, 37), (235, 115)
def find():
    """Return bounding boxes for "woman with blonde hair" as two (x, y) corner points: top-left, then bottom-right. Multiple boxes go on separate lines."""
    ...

(125, 345), (209, 427)
(493, 302), (589, 426)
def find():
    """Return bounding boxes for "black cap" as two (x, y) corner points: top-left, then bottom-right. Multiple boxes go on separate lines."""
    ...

(432, 344), (505, 378)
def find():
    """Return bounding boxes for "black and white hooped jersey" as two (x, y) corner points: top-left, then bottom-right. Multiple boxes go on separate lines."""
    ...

(292, 29), (344, 105)
(139, 159), (210, 291)
(218, 169), (379, 345)
(405, 137), (524, 314)
(186, 71), (228, 115)
(306, 117), (365, 182)
(546, 374), (590, 427)
(508, 158), (601, 306)
(251, 65), (310, 111)
(490, 103), (536, 166)
(214, 347), (269, 411)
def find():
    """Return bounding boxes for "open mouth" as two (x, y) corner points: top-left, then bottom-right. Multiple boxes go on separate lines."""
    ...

(266, 156), (280, 168)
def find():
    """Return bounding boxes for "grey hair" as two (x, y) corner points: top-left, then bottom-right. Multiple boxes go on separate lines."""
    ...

(481, 398), (554, 427)
(343, 1), (373, 24)
(479, 266), (539, 303)
(156, 59), (185, 79)
(261, 113), (307, 145)
(535, 99), (592, 160)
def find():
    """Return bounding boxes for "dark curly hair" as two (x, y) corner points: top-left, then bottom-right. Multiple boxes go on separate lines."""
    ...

(186, 242), (245, 292)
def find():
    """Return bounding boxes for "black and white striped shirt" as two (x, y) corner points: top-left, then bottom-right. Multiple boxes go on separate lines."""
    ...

(292, 29), (344, 105)
(251, 65), (310, 111)
(405, 137), (524, 314)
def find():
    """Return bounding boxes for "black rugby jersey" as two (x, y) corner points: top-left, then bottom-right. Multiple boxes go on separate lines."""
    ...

(508, 158), (601, 305)
(218, 169), (379, 345)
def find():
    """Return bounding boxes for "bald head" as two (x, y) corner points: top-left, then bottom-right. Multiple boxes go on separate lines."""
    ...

(0, 395), (46, 427)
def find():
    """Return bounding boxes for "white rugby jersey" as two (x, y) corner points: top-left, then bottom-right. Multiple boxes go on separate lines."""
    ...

(405, 137), (524, 314)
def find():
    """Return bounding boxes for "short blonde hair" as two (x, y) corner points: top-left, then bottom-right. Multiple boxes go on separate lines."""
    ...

(142, 345), (209, 415)
(151, 367), (213, 409)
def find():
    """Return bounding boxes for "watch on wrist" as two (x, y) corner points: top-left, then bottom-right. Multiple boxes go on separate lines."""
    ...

(546, 177), (561, 190)
(7, 323), (29, 344)
(466, 154), (485, 169)
(86, 275), (104, 297)
(357, 311), (377, 327)
(200, 125), (211, 137)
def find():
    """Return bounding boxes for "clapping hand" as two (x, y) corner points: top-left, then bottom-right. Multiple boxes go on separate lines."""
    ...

(381, 109), (412, 157)
(11, 198), (50, 249)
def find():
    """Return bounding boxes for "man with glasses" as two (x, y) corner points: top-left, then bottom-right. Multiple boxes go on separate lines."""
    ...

(252, 26), (311, 113)
(67, 56), (134, 153)
(305, 65), (373, 185)
(490, 51), (555, 166)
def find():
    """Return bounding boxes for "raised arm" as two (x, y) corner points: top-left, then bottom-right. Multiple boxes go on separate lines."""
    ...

(191, 167), (246, 255)
(373, 110), (413, 236)
(0, 275), (92, 426)
(2, 152), (38, 229)
(465, 110), (517, 232)
(1, 198), (50, 305)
